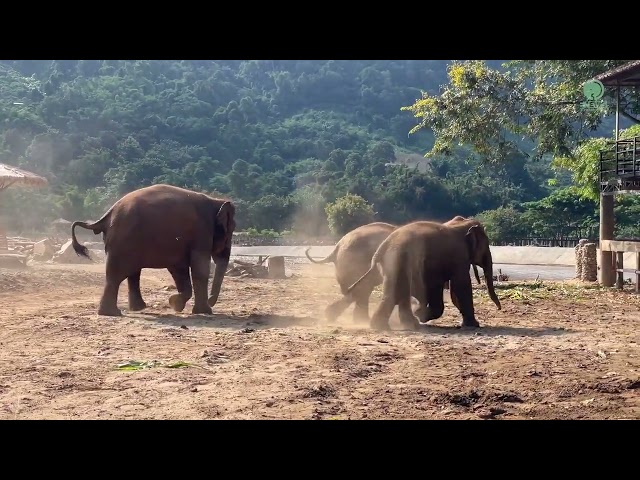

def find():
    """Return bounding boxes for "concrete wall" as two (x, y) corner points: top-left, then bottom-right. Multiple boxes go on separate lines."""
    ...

(232, 245), (638, 267)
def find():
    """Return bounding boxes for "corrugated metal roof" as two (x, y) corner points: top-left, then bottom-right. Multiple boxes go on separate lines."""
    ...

(594, 60), (640, 86)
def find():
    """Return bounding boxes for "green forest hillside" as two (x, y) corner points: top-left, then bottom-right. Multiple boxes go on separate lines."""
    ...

(0, 59), (627, 239)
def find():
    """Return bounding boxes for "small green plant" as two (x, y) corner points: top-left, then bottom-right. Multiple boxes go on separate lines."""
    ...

(116, 360), (192, 371)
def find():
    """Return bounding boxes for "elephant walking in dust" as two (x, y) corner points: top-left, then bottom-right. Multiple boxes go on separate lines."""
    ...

(305, 217), (482, 324)
(346, 217), (501, 331)
(70, 184), (236, 317)
(305, 222), (398, 323)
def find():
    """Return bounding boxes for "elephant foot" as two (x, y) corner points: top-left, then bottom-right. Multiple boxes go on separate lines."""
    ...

(370, 317), (391, 331)
(399, 316), (420, 331)
(460, 317), (480, 328)
(413, 305), (428, 323)
(128, 299), (147, 312)
(352, 309), (370, 324)
(98, 305), (122, 317)
(324, 303), (342, 323)
(169, 294), (187, 312)
(192, 304), (213, 315)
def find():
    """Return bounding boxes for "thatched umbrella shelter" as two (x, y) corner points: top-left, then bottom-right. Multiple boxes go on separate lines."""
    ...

(0, 163), (48, 251)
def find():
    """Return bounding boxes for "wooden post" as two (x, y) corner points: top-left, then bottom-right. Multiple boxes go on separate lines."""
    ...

(601, 86), (621, 288)
(600, 194), (615, 286)
(267, 256), (286, 279)
(636, 252), (640, 293)
(616, 251), (624, 289)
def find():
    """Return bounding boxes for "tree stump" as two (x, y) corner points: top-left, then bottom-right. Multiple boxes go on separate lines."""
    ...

(575, 239), (589, 280)
(582, 243), (598, 282)
(267, 256), (286, 279)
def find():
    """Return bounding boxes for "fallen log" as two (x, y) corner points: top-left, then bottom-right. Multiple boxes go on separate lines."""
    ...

(225, 259), (269, 278)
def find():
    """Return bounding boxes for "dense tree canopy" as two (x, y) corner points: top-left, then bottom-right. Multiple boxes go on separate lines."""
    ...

(402, 60), (640, 241)
(0, 59), (638, 241)
(401, 60), (640, 163)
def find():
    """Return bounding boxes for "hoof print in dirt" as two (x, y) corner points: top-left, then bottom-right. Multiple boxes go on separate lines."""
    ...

(434, 390), (482, 409)
(476, 407), (507, 419)
(625, 379), (640, 390)
(303, 383), (336, 400)
(490, 392), (523, 403)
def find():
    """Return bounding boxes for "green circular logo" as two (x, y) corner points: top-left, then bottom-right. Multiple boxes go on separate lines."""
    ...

(583, 79), (605, 100)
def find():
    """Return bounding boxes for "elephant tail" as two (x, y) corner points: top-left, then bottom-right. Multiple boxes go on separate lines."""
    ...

(345, 237), (390, 295)
(71, 207), (114, 260)
(346, 251), (381, 295)
(346, 264), (376, 295)
(304, 246), (337, 264)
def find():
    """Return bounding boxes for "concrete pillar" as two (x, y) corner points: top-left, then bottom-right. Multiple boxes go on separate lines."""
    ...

(599, 193), (615, 286)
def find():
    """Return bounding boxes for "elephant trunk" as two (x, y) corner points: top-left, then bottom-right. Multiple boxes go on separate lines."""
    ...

(482, 254), (501, 310)
(208, 253), (229, 307)
(472, 264), (481, 284)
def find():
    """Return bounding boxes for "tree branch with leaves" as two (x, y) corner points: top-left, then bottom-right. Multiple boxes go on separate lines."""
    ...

(401, 60), (638, 164)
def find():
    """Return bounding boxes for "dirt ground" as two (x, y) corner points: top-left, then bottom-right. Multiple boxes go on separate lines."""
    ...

(0, 259), (639, 420)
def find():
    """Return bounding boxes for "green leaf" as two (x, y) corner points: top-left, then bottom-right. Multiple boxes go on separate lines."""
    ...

(164, 361), (191, 369)
(115, 359), (194, 371)
(116, 360), (160, 371)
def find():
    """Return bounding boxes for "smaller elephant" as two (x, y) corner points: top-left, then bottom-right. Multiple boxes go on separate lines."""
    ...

(305, 222), (398, 323)
(413, 215), (482, 320)
(306, 217), (483, 324)
(346, 218), (501, 331)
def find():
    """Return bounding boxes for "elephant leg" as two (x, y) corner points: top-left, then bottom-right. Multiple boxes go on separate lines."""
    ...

(410, 278), (428, 323)
(397, 274), (419, 330)
(369, 273), (400, 331)
(97, 255), (127, 317)
(450, 284), (461, 311)
(352, 292), (371, 323)
(324, 295), (354, 322)
(423, 283), (445, 321)
(127, 270), (147, 311)
(190, 251), (213, 315)
(450, 271), (479, 328)
(168, 264), (192, 313)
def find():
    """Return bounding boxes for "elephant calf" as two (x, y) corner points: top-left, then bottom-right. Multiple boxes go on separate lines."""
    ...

(346, 218), (501, 331)
(306, 218), (484, 324)
(305, 222), (397, 323)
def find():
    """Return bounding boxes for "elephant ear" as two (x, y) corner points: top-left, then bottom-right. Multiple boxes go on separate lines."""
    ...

(216, 201), (236, 239)
(465, 224), (481, 262)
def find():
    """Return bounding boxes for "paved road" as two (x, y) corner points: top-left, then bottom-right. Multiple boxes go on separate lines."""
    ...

(492, 264), (574, 281)
(234, 251), (635, 283)
(493, 263), (639, 282)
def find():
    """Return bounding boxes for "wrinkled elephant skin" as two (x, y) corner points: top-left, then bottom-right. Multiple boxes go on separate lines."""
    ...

(70, 184), (236, 316)
(346, 218), (501, 331)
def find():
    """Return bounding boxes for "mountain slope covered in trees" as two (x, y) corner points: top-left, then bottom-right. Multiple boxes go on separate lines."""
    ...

(0, 60), (568, 235)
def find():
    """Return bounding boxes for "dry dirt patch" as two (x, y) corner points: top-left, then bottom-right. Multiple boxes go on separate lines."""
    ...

(0, 262), (639, 419)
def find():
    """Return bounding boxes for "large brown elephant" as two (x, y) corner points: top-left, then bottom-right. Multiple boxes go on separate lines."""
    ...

(70, 184), (236, 317)
(305, 222), (397, 323)
(346, 217), (501, 331)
